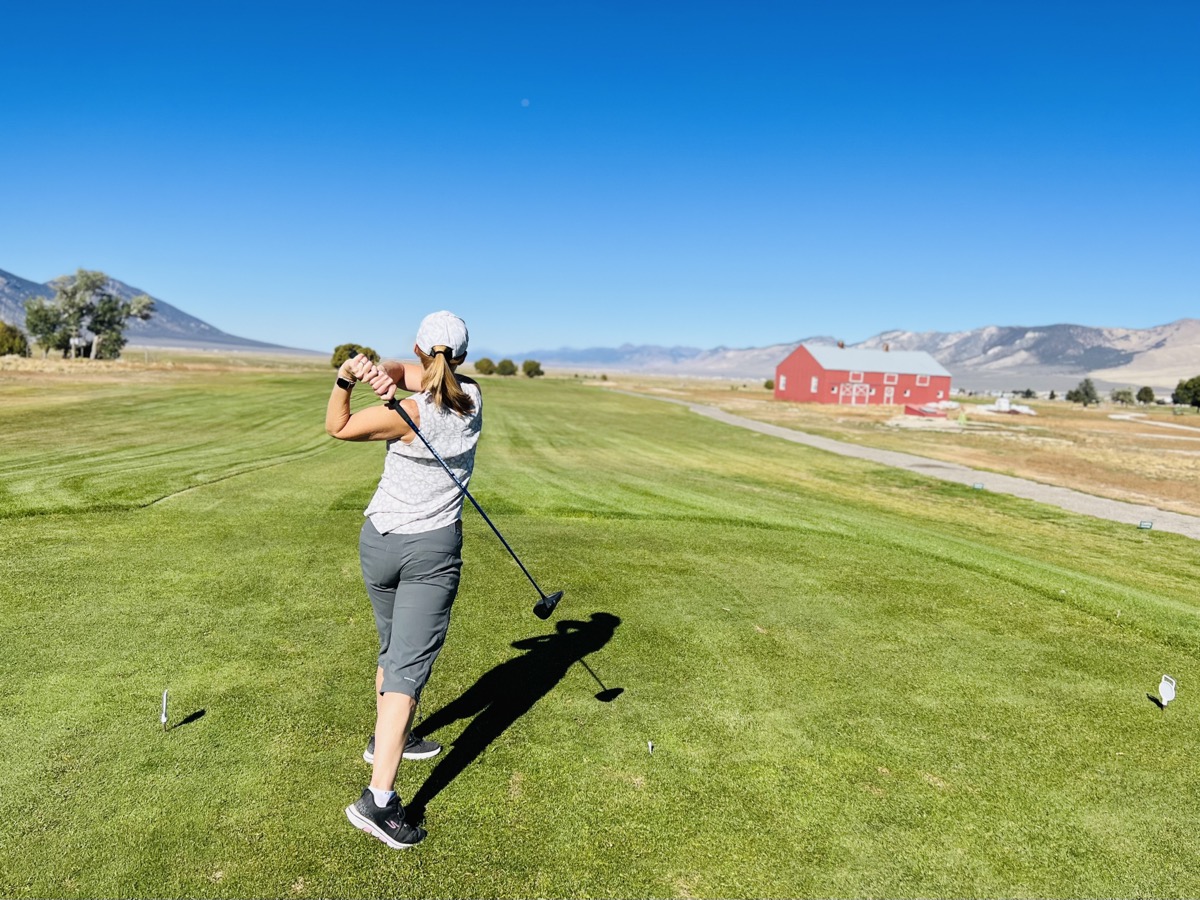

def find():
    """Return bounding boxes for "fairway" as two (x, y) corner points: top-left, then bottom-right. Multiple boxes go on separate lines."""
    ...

(1, 367), (1199, 898)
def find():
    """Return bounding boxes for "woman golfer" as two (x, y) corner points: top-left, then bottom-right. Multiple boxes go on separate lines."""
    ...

(325, 310), (481, 849)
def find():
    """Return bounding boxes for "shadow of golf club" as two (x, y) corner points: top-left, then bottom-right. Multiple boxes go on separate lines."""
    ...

(1147, 693), (1165, 710)
(579, 658), (624, 701)
(171, 709), (206, 730)
(405, 611), (622, 824)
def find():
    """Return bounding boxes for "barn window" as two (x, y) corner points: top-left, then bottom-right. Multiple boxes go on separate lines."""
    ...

(810, 376), (818, 393)
(884, 373), (898, 385)
(849, 371), (864, 382)
(869, 388), (876, 395)
(903, 389), (911, 397)
(779, 375), (787, 390)
(936, 390), (944, 399)
(916, 375), (930, 386)
(831, 386), (837, 394)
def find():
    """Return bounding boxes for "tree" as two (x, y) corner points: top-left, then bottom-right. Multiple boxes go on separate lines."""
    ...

(1174, 376), (1200, 408)
(331, 343), (379, 368)
(46, 270), (107, 359)
(24, 297), (66, 357)
(1065, 378), (1099, 407)
(495, 358), (517, 376)
(474, 357), (496, 375)
(1048, 390), (1057, 400)
(1110, 388), (1134, 406)
(764, 379), (774, 390)
(522, 359), (544, 378)
(34, 270), (154, 360)
(1136, 386), (1155, 405)
(88, 292), (154, 359)
(0, 321), (29, 356)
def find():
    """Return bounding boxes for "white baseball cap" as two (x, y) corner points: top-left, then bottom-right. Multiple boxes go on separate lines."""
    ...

(415, 311), (469, 358)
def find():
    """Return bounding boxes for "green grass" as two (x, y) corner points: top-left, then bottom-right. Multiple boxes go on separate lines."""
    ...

(1, 371), (1198, 897)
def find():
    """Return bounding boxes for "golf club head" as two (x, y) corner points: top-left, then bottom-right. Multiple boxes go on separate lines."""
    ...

(533, 590), (564, 619)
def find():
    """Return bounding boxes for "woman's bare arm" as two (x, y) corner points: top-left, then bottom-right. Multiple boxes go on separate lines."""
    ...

(325, 355), (416, 442)
(382, 360), (425, 393)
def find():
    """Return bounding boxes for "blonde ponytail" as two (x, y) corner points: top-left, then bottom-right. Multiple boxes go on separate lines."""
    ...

(418, 346), (475, 416)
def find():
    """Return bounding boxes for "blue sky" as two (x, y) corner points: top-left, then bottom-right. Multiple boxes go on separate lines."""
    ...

(2, 1), (1196, 356)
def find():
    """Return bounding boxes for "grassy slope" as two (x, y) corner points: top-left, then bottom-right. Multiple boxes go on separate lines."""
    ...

(1, 372), (1198, 898)
(633, 382), (1200, 517)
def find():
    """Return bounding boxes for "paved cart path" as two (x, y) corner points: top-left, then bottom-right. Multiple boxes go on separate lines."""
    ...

(624, 392), (1200, 541)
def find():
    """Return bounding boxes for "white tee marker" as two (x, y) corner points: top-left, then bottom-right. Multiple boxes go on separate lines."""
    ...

(1159, 675), (1176, 707)
(161, 689), (169, 731)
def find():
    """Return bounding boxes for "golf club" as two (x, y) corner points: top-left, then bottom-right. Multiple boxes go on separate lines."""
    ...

(579, 658), (623, 702)
(386, 397), (564, 619)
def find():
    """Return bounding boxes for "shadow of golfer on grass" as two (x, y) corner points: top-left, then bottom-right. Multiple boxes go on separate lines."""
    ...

(406, 611), (621, 824)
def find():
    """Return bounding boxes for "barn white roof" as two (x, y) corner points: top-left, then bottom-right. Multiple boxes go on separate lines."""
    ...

(802, 344), (951, 377)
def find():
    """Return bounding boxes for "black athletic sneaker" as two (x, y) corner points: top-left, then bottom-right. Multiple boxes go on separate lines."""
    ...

(345, 789), (426, 849)
(363, 733), (444, 764)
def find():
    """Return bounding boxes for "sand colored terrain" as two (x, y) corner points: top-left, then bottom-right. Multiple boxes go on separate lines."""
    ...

(1089, 318), (1200, 388)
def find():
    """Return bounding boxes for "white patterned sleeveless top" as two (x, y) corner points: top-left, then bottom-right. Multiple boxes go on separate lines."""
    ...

(364, 382), (483, 534)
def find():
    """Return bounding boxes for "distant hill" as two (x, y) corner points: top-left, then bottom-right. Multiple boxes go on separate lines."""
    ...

(507, 339), (839, 380)
(854, 320), (1200, 392)
(0, 270), (51, 324)
(519, 321), (1199, 392)
(0, 268), (316, 354)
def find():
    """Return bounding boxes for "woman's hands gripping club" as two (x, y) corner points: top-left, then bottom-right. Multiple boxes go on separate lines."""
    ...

(345, 354), (398, 403)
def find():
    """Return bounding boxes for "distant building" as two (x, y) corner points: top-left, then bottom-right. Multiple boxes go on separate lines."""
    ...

(774, 344), (952, 406)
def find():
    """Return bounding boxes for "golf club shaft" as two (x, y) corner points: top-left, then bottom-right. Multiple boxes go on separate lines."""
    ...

(386, 397), (549, 600)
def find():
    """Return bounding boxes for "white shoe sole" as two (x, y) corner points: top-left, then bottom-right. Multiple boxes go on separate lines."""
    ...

(403, 745), (442, 760)
(345, 804), (420, 850)
(363, 745), (442, 764)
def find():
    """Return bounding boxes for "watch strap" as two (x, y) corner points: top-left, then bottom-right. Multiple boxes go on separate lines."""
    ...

(336, 376), (355, 390)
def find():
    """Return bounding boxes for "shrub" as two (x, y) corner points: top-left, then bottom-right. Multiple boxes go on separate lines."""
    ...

(474, 357), (496, 375)
(764, 379), (774, 390)
(495, 359), (517, 377)
(1065, 378), (1099, 407)
(0, 322), (30, 356)
(1172, 376), (1200, 408)
(331, 343), (379, 369)
(522, 359), (544, 378)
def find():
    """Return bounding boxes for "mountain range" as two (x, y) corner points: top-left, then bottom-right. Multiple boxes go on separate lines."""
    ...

(2, 266), (1195, 390)
(515, 319), (1199, 392)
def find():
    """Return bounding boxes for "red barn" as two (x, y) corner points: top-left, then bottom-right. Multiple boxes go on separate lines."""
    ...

(774, 344), (952, 406)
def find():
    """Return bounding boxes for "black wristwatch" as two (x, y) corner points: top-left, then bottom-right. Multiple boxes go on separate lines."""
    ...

(336, 376), (355, 391)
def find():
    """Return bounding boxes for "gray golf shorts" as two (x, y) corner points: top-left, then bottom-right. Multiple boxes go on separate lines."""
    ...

(359, 518), (463, 699)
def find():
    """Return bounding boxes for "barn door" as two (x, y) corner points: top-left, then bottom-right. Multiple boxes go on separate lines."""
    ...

(839, 383), (869, 405)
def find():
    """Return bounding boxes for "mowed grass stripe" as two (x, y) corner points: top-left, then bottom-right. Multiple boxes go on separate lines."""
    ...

(0, 377), (356, 517)
(0, 371), (1197, 897)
